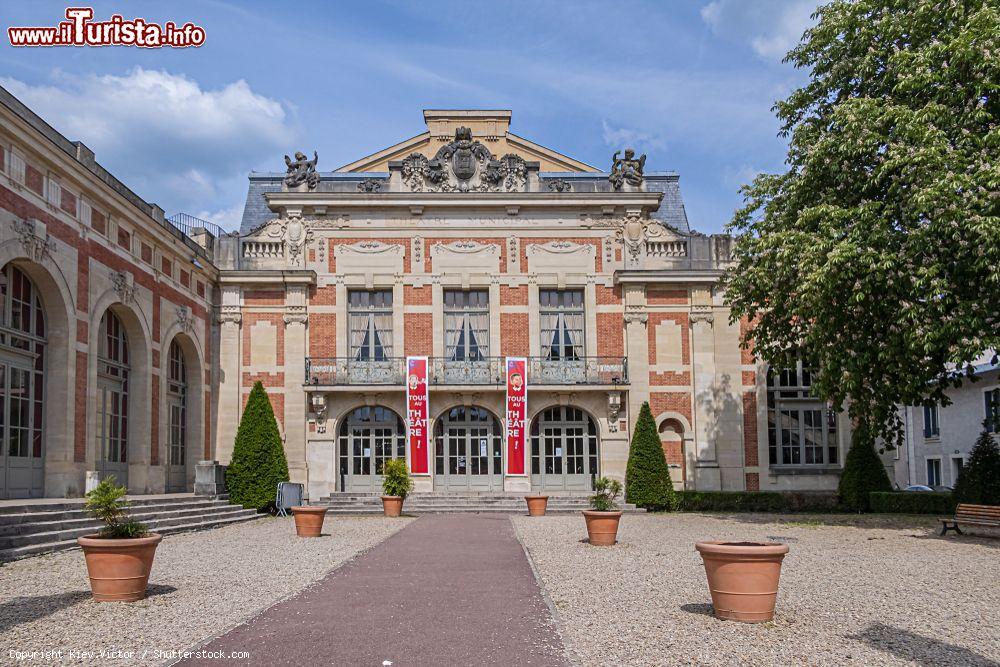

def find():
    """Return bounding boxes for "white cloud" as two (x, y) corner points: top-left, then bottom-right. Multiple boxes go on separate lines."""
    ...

(0, 68), (297, 223)
(722, 163), (764, 189)
(601, 120), (667, 154)
(701, 0), (818, 61)
(193, 202), (246, 231)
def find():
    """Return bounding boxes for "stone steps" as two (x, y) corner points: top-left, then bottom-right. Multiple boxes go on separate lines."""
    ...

(314, 493), (642, 515)
(0, 496), (260, 561)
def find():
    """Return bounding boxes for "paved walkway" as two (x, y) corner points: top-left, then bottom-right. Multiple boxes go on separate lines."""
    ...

(184, 514), (568, 666)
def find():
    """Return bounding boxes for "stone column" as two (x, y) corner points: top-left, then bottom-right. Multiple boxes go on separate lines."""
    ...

(214, 287), (243, 465)
(689, 290), (722, 490)
(284, 286), (309, 486)
(622, 284), (648, 439)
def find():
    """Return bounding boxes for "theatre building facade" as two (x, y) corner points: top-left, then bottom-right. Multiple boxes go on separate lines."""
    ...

(0, 91), (851, 500)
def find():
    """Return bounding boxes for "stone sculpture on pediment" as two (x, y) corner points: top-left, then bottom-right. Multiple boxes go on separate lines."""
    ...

(400, 127), (528, 193)
(283, 151), (320, 189)
(609, 148), (646, 190)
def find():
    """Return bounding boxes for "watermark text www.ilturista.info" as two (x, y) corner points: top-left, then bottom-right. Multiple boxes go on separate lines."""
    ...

(7, 7), (205, 48)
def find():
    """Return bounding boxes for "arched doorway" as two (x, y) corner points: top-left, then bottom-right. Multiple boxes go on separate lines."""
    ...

(338, 406), (405, 492)
(166, 339), (187, 492)
(658, 417), (688, 489)
(97, 309), (130, 486)
(0, 264), (46, 498)
(530, 406), (598, 491)
(433, 406), (503, 491)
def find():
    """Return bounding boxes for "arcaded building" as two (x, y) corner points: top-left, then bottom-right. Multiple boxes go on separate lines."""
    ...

(0, 87), (216, 498)
(0, 91), (851, 500)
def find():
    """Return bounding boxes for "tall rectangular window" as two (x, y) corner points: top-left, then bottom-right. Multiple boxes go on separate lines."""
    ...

(444, 290), (488, 361)
(985, 388), (999, 433)
(766, 361), (839, 466)
(8, 151), (25, 185)
(349, 290), (393, 361)
(926, 458), (941, 487)
(539, 289), (584, 361)
(922, 404), (940, 438)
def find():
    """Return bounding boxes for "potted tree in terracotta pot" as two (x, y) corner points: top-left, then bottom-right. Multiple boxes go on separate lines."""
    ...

(695, 540), (790, 622)
(524, 494), (549, 516)
(380, 458), (412, 517)
(77, 476), (162, 602)
(582, 477), (623, 546)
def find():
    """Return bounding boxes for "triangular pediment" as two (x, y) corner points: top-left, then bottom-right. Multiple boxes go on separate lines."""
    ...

(336, 109), (598, 173)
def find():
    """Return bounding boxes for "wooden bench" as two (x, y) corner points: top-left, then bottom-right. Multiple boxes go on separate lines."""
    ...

(940, 504), (1000, 535)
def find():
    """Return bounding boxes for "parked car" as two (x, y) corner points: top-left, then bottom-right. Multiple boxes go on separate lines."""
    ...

(903, 485), (934, 492)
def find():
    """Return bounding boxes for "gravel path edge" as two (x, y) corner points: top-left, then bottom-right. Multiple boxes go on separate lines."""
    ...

(511, 515), (578, 666)
(165, 517), (417, 666)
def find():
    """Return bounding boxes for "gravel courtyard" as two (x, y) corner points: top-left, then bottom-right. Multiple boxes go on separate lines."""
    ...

(514, 513), (1000, 667)
(0, 515), (412, 665)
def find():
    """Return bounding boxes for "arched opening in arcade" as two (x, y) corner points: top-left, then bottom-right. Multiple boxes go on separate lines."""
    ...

(337, 405), (405, 492)
(529, 405), (599, 491)
(0, 264), (47, 498)
(95, 309), (130, 486)
(433, 405), (503, 491)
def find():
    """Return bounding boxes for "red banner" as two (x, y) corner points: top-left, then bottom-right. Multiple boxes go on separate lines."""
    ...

(505, 357), (527, 475)
(406, 356), (429, 474)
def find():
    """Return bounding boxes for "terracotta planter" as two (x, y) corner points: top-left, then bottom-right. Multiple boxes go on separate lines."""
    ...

(291, 506), (328, 537)
(524, 495), (549, 517)
(381, 496), (404, 517)
(77, 533), (162, 602)
(582, 510), (622, 546)
(695, 541), (790, 623)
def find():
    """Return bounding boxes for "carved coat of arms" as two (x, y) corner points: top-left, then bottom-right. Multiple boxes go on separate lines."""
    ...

(400, 127), (528, 193)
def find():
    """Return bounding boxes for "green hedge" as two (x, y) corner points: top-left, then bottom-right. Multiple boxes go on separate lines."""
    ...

(868, 492), (956, 515)
(670, 490), (957, 514)
(674, 491), (841, 513)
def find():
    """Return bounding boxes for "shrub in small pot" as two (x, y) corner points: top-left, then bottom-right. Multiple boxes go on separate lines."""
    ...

(77, 476), (162, 602)
(381, 458), (412, 517)
(582, 477), (623, 546)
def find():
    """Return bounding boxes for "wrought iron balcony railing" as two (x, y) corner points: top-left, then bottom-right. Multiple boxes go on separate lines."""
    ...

(526, 356), (628, 385)
(305, 356), (628, 387)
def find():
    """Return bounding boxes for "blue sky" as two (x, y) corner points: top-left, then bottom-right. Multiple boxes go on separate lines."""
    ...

(0, 0), (819, 232)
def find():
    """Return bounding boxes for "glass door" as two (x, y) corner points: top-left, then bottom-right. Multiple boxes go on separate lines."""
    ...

(166, 398), (187, 491)
(98, 379), (128, 487)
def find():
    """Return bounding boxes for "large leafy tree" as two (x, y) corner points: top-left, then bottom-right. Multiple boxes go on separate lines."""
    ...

(726, 0), (1000, 449)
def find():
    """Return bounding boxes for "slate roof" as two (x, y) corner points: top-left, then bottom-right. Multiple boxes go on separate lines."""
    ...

(239, 171), (691, 235)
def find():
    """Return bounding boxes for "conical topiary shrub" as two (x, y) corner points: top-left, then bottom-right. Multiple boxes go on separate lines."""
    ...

(625, 402), (676, 510)
(837, 425), (892, 512)
(227, 381), (289, 510)
(953, 421), (1000, 506)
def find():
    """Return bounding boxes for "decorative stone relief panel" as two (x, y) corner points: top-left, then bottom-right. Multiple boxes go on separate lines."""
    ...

(334, 240), (405, 275)
(430, 240), (501, 274)
(249, 320), (277, 367)
(525, 240), (595, 274)
(654, 320), (684, 366)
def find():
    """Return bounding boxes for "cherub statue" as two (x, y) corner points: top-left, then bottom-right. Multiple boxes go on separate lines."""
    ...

(283, 150), (320, 189)
(609, 148), (646, 190)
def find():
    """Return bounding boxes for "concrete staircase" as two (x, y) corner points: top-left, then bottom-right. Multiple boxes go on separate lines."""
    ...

(315, 492), (642, 515)
(0, 495), (260, 561)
